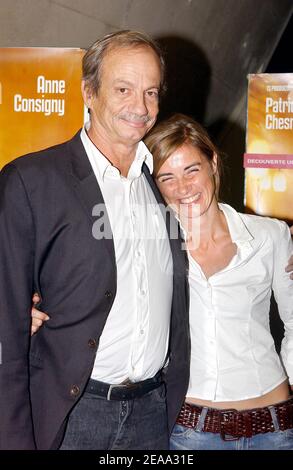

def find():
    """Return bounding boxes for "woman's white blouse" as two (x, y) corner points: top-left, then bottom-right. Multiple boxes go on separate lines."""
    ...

(187, 203), (293, 401)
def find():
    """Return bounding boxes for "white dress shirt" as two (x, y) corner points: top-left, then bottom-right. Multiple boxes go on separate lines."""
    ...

(187, 203), (293, 401)
(80, 126), (173, 384)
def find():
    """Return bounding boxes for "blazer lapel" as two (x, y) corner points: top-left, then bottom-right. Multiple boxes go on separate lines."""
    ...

(142, 164), (186, 278)
(66, 131), (116, 265)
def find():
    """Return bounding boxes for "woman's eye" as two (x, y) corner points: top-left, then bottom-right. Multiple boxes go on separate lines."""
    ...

(187, 168), (199, 175)
(160, 178), (174, 183)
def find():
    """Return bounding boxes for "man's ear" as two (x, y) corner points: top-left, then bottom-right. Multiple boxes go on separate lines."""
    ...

(81, 80), (93, 109)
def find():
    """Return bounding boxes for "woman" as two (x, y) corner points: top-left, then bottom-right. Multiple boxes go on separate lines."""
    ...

(144, 113), (293, 450)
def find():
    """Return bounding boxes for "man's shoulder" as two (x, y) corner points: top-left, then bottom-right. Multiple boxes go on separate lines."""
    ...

(8, 130), (82, 171)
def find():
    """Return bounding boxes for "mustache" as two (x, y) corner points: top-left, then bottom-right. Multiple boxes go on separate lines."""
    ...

(118, 112), (151, 123)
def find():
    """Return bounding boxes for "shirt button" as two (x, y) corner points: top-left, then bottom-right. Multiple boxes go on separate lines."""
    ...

(70, 385), (80, 397)
(88, 338), (97, 349)
(105, 291), (113, 299)
(140, 329), (144, 335)
(141, 289), (146, 296)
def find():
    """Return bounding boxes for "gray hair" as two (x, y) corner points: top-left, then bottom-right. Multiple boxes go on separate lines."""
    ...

(82, 30), (166, 96)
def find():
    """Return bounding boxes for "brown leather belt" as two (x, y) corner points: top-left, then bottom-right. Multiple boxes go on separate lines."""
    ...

(176, 398), (293, 441)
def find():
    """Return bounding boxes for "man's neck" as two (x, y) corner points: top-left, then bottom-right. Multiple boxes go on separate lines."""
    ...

(87, 125), (138, 177)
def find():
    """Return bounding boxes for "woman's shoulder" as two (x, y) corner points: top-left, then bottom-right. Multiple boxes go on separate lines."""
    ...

(237, 210), (289, 243)
(220, 203), (289, 241)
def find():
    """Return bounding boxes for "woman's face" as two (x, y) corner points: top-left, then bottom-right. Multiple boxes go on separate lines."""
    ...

(156, 142), (217, 220)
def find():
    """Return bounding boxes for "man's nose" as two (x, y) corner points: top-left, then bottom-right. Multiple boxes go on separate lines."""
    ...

(132, 93), (148, 115)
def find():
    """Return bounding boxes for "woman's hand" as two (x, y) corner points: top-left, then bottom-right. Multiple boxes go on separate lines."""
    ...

(31, 293), (50, 335)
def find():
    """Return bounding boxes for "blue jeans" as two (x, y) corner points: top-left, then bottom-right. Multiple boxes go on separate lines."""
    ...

(170, 405), (293, 450)
(60, 383), (168, 450)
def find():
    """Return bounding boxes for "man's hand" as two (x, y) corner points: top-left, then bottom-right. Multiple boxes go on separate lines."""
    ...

(31, 293), (49, 335)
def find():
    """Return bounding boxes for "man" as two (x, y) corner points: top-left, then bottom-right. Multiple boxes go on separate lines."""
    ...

(0, 30), (190, 450)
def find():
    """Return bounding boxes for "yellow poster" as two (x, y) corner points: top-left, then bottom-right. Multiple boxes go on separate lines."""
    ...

(244, 73), (293, 224)
(0, 47), (85, 169)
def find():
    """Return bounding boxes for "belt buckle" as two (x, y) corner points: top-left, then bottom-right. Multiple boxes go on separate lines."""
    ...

(107, 384), (125, 401)
(219, 409), (240, 441)
(106, 379), (137, 401)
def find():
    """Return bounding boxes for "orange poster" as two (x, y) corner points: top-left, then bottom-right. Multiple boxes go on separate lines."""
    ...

(244, 73), (293, 224)
(0, 47), (85, 169)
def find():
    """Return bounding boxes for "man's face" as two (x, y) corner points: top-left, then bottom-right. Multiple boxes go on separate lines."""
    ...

(83, 46), (161, 147)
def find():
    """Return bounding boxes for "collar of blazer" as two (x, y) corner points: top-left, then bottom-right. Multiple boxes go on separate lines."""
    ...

(142, 163), (187, 279)
(66, 130), (116, 270)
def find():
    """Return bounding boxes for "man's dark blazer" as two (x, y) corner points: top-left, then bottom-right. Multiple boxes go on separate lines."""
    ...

(0, 131), (190, 450)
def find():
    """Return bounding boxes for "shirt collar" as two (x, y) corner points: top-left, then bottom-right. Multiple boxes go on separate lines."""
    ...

(218, 203), (254, 244)
(81, 124), (153, 181)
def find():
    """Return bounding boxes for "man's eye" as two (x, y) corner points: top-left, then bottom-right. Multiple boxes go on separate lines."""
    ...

(146, 90), (158, 98)
(119, 88), (128, 94)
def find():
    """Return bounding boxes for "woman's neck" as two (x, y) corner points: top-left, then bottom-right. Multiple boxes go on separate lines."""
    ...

(187, 202), (237, 279)
(186, 201), (228, 250)
(199, 204), (225, 244)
